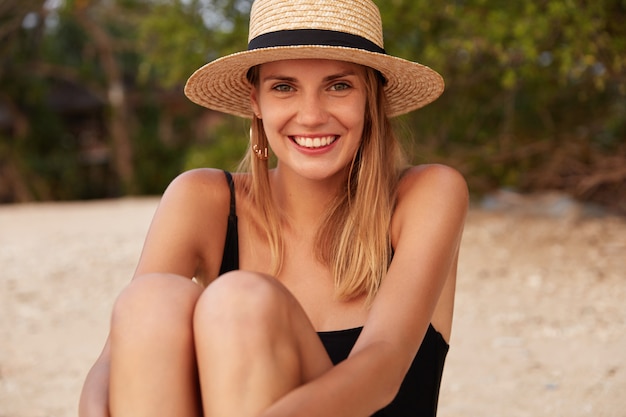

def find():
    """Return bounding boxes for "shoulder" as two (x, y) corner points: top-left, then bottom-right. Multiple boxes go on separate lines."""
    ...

(398, 164), (468, 196)
(154, 168), (235, 235)
(134, 168), (238, 279)
(159, 166), (247, 224)
(161, 168), (238, 210)
(391, 164), (469, 240)
(166, 168), (230, 195)
(397, 164), (468, 209)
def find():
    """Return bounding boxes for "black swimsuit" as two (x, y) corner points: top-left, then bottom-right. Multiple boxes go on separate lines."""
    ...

(218, 171), (448, 416)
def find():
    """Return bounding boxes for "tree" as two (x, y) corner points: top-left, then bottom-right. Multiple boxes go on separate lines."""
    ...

(379, 0), (626, 210)
(1, 0), (624, 212)
(0, 0), (55, 201)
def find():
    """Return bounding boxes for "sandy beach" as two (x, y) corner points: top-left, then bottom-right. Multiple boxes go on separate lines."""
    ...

(1, 196), (625, 417)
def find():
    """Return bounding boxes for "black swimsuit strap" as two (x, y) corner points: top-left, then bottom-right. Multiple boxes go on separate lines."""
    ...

(218, 170), (240, 275)
(224, 171), (236, 218)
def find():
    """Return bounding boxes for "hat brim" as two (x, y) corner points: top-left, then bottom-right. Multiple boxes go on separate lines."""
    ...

(184, 45), (444, 118)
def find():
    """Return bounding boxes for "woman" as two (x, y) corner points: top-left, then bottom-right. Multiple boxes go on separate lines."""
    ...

(79, 0), (468, 416)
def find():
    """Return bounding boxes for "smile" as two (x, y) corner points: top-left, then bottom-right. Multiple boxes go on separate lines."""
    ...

(291, 136), (338, 149)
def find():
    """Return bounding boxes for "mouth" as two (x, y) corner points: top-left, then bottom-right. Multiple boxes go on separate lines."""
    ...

(291, 135), (338, 149)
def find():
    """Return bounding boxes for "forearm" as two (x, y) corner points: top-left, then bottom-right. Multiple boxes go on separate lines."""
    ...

(260, 343), (401, 417)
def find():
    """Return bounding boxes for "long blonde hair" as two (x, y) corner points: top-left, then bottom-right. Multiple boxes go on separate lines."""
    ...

(240, 65), (406, 303)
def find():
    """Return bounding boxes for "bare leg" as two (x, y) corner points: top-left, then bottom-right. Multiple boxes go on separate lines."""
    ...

(109, 273), (203, 417)
(193, 270), (333, 417)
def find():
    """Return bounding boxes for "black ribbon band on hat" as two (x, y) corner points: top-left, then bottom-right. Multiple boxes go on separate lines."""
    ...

(248, 29), (386, 55)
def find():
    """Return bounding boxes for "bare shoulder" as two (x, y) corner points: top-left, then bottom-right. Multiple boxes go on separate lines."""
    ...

(397, 164), (468, 208)
(158, 167), (237, 252)
(398, 164), (467, 196)
(392, 164), (469, 238)
(166, 168), (231, 197)
(160, 168), (239, 215)
(134, 168), (237, 280)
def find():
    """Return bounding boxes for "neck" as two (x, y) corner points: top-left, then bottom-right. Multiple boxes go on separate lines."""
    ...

(269, 166), (347, 235)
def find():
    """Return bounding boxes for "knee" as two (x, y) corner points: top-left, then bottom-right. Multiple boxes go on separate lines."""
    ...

(111, 273), (203, 341)
(193, 271), (291, 331)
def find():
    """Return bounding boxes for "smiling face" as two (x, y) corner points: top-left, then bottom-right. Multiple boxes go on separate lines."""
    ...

(250, 59), (368, 183)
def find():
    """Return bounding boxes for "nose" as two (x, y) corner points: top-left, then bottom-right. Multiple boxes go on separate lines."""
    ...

(296, 91), (328, 127)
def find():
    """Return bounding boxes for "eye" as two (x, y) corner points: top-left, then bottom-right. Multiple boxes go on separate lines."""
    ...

(272, 83), (294, 93)
(330, 82), (351, 92)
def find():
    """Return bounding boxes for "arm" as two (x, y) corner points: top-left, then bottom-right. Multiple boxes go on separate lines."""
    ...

(262, 164), (469, 416)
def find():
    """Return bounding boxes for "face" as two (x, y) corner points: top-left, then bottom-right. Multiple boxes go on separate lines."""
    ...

(250, 59), (367, 182)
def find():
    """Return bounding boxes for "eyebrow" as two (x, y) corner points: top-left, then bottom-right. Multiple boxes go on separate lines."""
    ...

(261, 70), (358, 84)
(262, 75), (297, 83)
(323, 71), (358, 82)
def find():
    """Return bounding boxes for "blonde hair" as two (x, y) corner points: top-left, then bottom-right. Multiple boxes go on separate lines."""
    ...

(240, 66), (406, 303)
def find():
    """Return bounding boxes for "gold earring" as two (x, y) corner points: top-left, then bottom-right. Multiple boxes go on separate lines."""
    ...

(250, 125), (268, 161)
(253, 144), (269, 160)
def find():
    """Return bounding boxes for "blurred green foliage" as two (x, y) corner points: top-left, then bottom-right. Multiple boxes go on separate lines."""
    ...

(0, 0), (624, 211)
(183, 118), (250, 172)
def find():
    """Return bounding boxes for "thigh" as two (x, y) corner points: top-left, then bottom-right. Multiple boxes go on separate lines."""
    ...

(197, 270), (333, 379)
(109, 273), (204, 417)
(193, 271), (333, 410)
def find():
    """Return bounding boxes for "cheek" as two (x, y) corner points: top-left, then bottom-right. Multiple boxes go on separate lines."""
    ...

(344, 93), (367, 128)
(257, 98), (289, 128)
(259, 111), (284, 139)
(343, 102), (367, 137)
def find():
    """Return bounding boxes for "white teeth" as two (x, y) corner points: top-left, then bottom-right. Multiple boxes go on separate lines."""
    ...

(293, 136), (337, 149)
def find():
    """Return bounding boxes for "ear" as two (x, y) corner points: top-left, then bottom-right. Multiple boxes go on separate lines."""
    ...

(250, 87), (262, 119)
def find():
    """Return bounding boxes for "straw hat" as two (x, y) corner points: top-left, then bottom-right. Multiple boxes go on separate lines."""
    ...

(184, 0), (444, 118)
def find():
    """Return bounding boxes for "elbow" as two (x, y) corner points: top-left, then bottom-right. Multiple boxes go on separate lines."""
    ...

(364, 346), (412, 410)
(377, 368), (406, 409)
(368, 376), (403, 412)
(377, 385), (400, 411)
(350, 338), (417, 411)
